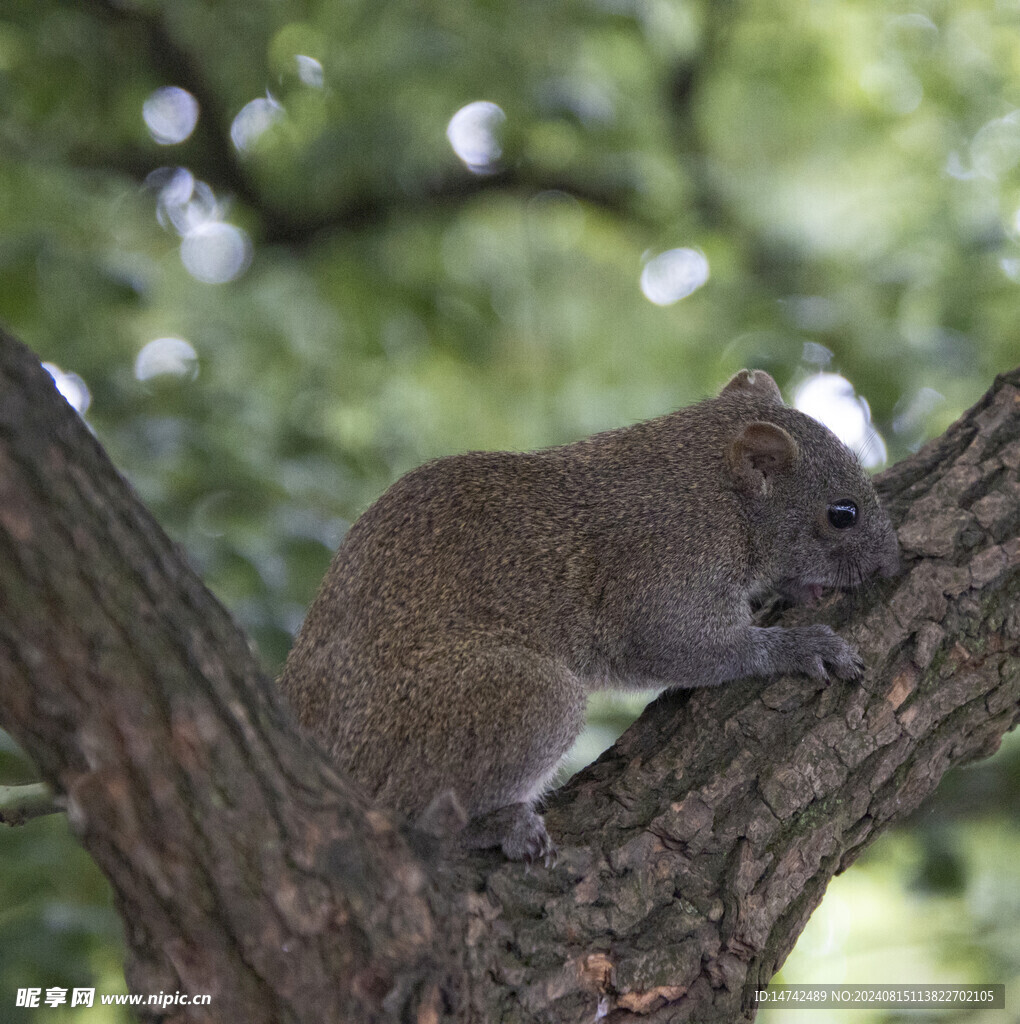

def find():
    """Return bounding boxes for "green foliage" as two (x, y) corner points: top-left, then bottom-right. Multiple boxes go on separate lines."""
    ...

(1, 734), (128, 1021)
(769, 817), (1020, 1024)
(1, 0), (1019, 1015)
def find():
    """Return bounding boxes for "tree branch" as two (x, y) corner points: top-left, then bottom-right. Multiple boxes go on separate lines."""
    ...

(453, 367), (1020, 1021)
(0, 327), (451, 1023)
(0, 782), (60, 826)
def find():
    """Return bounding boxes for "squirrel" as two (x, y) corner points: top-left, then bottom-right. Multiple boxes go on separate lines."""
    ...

(279, 369), (900, 862)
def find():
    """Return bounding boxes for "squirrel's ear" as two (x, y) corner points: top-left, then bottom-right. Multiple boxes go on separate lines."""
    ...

(728, 421), (799, 496)
(720, 369), (784, 405)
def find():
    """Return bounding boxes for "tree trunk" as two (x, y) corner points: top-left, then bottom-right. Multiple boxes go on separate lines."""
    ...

(1, 326), (1017, 1022)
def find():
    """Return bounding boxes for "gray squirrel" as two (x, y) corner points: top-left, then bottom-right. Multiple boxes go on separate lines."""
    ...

(279, 369), (900, 862)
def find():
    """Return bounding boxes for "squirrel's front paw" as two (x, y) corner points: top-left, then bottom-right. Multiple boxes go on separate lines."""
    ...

(795, 624), (864, 681)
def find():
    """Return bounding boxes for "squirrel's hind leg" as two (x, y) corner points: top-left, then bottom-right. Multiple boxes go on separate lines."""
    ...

(402, 643), (585, 864)
(462, 802), (556, 865)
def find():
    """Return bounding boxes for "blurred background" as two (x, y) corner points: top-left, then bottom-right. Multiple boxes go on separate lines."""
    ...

(1, 0), (1019, 1020)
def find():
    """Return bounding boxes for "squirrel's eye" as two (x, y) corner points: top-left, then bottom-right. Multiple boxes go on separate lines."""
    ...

(828, 500), (857, 529)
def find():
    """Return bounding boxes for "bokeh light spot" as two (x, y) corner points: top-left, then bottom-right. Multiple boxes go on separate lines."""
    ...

(135, 338), (199, 381)
(42, 362), (91, 416)
(231, 96), (285, 152)
(640, 248), (709, 305)
(296, 55), (324, 88)
(180, 222), (252, 284)
(446, 101), (506, 174)
(970, 111), (1020, 180)
(150, 167), (220, 236)
(794, 373), (887, 468)
(143, 86), (199, 145)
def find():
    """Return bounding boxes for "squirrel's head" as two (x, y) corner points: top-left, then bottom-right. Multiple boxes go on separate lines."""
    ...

(721, 369), (900, 603)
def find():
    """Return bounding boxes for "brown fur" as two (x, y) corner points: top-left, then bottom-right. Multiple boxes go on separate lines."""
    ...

(280, 369), (899, 861)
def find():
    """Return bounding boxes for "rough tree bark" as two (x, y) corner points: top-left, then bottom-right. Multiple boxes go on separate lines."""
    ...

(0, 325), (1017, 1023)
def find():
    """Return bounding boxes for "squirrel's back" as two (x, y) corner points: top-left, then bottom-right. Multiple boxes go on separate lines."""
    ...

(280, 395), (744, 773)
(284, 395), (750, 649)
